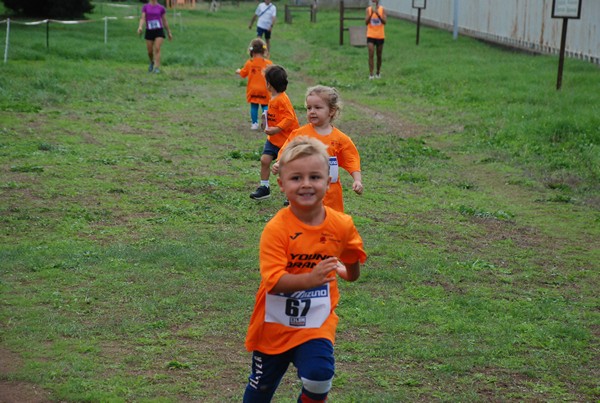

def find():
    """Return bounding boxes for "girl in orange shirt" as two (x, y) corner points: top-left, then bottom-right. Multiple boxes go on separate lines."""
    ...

(272, 85), (363, 212)
(365, 0), (386, 79)
(236, 38), (272, 130)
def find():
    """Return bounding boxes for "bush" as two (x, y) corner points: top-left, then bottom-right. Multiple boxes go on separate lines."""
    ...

(1, 0), (93, 19)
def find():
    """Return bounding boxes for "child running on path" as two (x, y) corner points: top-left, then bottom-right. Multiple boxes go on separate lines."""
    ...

(272, 85), (363, 212)
(236, 38), (272, 130)
(243, 136), (367, 402)
(250, 65), (300, 201)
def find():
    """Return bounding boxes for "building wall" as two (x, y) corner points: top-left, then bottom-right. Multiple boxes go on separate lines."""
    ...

(332, 0), (599, 64)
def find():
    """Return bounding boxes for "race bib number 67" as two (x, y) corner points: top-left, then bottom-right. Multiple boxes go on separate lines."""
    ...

(265, 284), (331, 328)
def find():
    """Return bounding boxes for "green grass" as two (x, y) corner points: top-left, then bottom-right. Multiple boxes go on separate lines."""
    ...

(1, 2), (599, 401)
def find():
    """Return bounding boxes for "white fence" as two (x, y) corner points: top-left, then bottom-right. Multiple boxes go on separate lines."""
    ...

(383, 0), (599, 65)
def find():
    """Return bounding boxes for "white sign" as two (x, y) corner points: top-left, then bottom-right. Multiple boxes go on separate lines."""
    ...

(412, 0), (426, 9)
(552, 0), (582, 19)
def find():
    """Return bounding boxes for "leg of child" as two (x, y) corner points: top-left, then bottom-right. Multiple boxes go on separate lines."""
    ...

(260, 154), (274, 183)
(250, 103), (259, 124)
(293, 339), (335, 402)
(243, 351), (290, 402)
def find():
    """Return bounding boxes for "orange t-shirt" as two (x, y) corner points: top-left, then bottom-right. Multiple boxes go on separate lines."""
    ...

(245, 206), (367, 355)
(280, 124), (361, 212)
(266, 92), (300, 148)
(366, 6), (385, 40)
(239, 57), (272, 105)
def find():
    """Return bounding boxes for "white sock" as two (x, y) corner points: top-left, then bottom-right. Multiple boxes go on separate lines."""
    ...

(260, 180), (270, 188)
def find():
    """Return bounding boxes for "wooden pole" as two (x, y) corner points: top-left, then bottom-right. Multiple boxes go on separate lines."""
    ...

(416, 8), (421, 45)
(339, 1), (344, 46)
(556, 18), (568, 90)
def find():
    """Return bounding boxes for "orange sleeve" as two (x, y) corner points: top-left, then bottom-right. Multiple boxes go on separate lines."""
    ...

(238, 60), (251, 78)
(276, 105), (298, 132)
(267, 94), (300, 147)
(259, 219), (291, 293)
(269, 93), (299, 132)
(336, 130), (361, 174)
(339, 216), (367, 264)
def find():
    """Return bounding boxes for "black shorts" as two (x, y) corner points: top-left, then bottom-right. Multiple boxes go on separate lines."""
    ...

(257, 27), (272, 40)
(145, 28), (165, 41)
(367, 37), (385, 46)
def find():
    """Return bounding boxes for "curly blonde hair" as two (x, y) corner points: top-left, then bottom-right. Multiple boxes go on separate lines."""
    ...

(305, 85), (343, 122)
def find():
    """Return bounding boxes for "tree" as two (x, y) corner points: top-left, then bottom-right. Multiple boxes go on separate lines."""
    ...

(1, 0), (94, 19)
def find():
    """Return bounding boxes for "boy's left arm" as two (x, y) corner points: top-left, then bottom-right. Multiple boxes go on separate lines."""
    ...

(336, 261), (360, 282)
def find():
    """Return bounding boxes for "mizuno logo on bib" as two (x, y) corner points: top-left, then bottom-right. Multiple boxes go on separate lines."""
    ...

(329, 156), (339, 183)
(265, 284), (331, 328)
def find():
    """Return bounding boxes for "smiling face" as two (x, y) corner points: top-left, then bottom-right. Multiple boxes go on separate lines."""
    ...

(306, 94), (335, 129)
(278, 154), (330, 212)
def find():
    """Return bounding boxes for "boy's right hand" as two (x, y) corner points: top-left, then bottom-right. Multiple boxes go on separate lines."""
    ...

(308, 257), (339, 286)
(271, 162), (280, 175)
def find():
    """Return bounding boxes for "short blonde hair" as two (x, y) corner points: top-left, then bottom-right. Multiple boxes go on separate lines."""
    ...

(279, 136), (329, 173)
(305, 85), (342, 122)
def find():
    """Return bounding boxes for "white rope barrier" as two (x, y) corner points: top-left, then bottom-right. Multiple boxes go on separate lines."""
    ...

(6, 17), (138, 25)
(3, 18), (9, 64)
(0, 15), (140, 63)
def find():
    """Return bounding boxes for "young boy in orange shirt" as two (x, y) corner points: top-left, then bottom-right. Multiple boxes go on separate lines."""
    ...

(243, 136), (367, 402)
(249, 65), (300, 200)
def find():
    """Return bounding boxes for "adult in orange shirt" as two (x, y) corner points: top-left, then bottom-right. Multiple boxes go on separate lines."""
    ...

(272, 85), (363, 212)
(250, 65), (300, 201)
(244, 136), (367, 402)
(236, 38), (272, 130)
(365, 0), (386, 79)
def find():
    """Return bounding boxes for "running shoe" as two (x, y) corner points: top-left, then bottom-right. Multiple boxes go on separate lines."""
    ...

(250, 185), (270, 200)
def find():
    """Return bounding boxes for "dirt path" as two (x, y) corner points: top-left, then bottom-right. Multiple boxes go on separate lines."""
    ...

(0, 348), (51, 402)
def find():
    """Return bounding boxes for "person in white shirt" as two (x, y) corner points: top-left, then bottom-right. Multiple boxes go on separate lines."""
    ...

(248, 0), (277, 54)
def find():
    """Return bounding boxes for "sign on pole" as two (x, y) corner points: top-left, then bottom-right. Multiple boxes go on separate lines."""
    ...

(551, 0), (583, 90)
(552, 0), (582, 18)
(412, 0), (426, 45)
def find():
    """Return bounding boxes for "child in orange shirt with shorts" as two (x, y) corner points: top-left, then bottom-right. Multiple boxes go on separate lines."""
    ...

(273, 85), (363, 212)
(243, 136), (367, 402)
(236, 38), (272, 130)
(249, 65), (300, 201)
